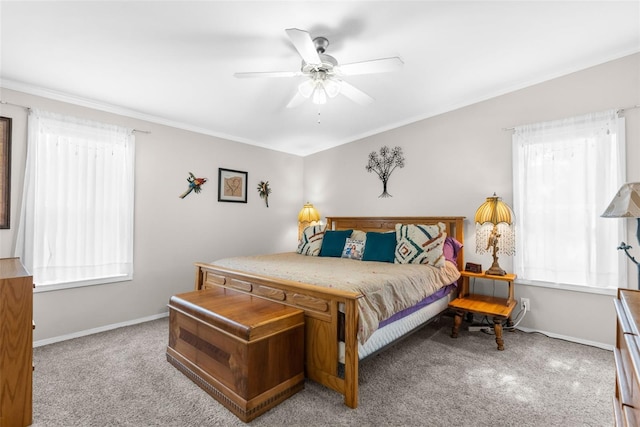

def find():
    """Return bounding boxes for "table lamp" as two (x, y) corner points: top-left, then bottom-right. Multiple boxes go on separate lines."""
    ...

(601, 182), (640, 287)
(298, 202), (321, 240)
(475, 193), (515, 276)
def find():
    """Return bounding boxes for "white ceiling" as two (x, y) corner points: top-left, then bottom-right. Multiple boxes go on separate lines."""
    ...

(1, 1), (639, 156)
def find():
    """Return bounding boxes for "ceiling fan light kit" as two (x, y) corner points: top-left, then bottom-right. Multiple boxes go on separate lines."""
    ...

(234, 28), (403, 107)
(298, 71), (342, 105)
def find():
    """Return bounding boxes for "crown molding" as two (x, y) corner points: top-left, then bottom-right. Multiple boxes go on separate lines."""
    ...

(0, 78), (288, 154)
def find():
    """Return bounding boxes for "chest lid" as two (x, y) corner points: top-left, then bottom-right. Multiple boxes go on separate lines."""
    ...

(169, 287), (303, 341)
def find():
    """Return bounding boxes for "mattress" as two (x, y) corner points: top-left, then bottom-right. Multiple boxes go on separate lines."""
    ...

(340, 286), (454, 362)
(212, 252), (460, 344)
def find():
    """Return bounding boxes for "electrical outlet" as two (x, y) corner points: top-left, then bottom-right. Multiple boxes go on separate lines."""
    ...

(521, 297), (530, 312)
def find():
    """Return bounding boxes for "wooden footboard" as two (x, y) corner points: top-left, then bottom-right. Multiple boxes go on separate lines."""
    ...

(194, 216), (464, 408)
(194, 262), (363, 408)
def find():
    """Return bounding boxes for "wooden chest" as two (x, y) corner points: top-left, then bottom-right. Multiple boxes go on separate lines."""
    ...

(166, 287), (305, 422)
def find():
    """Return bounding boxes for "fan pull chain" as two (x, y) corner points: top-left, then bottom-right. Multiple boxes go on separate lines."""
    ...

(317, 107), (321, 124)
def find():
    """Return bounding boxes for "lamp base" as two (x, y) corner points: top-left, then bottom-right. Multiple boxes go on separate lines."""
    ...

(486, 266), (507, 276)
(486, 260), (507, 276)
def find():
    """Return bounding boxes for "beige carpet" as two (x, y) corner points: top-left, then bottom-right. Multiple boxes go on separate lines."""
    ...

(31, 316), (614, 426)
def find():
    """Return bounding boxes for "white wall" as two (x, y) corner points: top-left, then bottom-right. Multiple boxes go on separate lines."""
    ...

(1, 54), (637, 346)
(303, 53), (640, 347)
(0, 88), (304, 342)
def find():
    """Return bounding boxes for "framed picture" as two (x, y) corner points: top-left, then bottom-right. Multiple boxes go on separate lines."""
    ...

(218, 168), (248, 203)
(0, 117), (11, 229)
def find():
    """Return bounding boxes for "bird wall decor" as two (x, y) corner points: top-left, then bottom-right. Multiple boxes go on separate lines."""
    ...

(179, 172), (208, 199)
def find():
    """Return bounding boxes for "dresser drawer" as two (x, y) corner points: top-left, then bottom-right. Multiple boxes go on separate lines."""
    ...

(615, 335), (640, 408)
(626, 334), (640, 408)
(615, 289), (640, 426)
(614, 395), (624, 427)
(623, 404), (639, 427)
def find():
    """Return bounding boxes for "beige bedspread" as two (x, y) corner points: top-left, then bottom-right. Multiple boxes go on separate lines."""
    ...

(212, 253), (460, 343)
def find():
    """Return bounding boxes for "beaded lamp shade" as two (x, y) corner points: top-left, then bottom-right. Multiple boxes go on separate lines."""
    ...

(475, 194), (515, 276)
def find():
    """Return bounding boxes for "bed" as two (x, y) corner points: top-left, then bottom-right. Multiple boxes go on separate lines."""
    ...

(193, 216), (465, 408)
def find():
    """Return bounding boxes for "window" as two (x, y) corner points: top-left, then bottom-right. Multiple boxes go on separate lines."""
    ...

(15, 109), (135, 290)
(512, 109), (625, 291)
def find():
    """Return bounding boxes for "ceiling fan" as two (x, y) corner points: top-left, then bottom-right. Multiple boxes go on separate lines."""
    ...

(234, 28), (403, 108)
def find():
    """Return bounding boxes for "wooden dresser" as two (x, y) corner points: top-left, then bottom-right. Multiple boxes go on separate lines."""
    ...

(0, 258), (33, 427)
(614, 288), (640, 426)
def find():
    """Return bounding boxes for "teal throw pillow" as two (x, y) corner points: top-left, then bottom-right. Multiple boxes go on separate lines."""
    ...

(362, 231), (396, 263)
(319, 230), (353, 257)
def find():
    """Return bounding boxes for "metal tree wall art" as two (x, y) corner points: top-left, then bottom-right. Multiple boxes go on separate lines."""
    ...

(365, 146), (405, 198)
(257, 180), (272, 207)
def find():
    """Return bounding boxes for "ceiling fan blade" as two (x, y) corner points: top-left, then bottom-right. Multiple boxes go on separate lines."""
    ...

(234, 71), (301, 78)
(337, 57), (404, 76)
(286, 91), (307, 109)
(340, 80), (374, 105)
(285, 28), (321, 66)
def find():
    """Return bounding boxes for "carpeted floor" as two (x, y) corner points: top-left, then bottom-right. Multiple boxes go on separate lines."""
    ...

(32, 316), (614, 426)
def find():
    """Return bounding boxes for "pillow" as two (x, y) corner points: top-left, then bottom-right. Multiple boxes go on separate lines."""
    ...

(297, 224), (325, 256)
(350, 230), (367, 242)
(319, 229), (353, 257)
(362, 231), (396, 263)
(395, 223), (447, 267)
(341, 238), (365, 260)
(443, 236), (463, 264)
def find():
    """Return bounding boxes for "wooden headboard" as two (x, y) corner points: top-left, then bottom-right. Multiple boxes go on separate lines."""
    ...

(325, 216), (465, 271)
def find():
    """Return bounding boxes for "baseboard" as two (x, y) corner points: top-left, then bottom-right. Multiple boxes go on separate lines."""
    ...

(33, 311), (169, 348)
(515, 326), (613, 351)
(32, 311), (613, 352)
(465, 313), (613, 351)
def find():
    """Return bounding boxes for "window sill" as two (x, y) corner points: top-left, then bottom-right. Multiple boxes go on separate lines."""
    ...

(515, 278), (619, 297)
(34, 275), (132, 293)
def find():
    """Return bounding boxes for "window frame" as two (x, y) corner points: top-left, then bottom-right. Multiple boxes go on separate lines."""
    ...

(17, 109), (135, 292)
(512, 110), (626, 292)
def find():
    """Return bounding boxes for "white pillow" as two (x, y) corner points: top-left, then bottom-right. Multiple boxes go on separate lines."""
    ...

(350, 230), (367, 242)
(341, 238), (365, 260)
(297, 225), (325, 256)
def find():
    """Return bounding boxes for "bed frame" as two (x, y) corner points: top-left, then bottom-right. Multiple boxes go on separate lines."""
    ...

(193, 216), (465, 408)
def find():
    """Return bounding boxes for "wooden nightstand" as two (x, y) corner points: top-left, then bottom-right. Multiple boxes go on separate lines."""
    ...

(448, 270), (517, 350)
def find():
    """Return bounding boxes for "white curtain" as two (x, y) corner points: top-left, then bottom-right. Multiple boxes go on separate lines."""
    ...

(15, 109), (135, 288)
(512, 109), (625, 289)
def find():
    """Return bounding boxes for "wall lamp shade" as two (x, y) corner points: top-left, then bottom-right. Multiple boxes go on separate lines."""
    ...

(475, 194), (515, 276)
(298, 202), (321, 240)
(602, 182), (640, 288)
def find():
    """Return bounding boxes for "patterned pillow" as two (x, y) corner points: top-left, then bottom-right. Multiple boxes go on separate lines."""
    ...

(341, 238), (365, 260)
(297, 224), (325, 256)
(395, 223), (447, 267)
